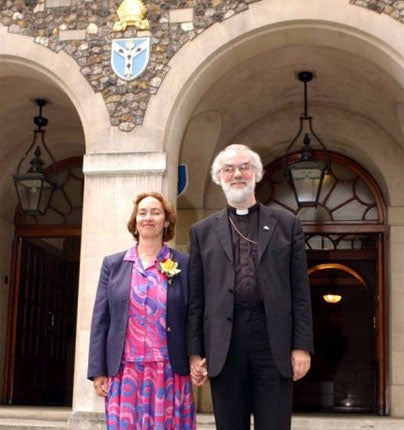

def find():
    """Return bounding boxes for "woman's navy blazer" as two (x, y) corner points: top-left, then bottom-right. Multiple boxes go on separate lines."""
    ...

(88, 247), (190, 380)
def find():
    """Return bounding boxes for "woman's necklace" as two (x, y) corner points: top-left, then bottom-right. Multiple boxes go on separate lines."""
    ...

(228, 216), (258, 245)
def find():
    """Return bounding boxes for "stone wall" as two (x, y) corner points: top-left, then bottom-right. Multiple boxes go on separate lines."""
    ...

(1, 0), (403, 132)
(350, 0), (404, 18)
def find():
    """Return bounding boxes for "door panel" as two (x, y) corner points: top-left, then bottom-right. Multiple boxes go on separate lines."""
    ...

(9, 238), (79, 405)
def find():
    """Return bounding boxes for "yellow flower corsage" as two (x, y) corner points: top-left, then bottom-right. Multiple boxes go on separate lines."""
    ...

(159, 256), (181, 283)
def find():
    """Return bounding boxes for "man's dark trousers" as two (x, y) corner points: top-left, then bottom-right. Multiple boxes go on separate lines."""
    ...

(209, 303), (293, 430)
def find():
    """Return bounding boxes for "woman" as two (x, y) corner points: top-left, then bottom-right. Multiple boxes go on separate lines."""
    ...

(88, 191), (196, 429)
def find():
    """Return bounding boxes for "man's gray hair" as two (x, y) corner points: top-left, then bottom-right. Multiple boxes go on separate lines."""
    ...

(211, 144), (264, 185)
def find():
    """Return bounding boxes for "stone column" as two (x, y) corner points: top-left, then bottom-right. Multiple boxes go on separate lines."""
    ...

(68, 152), (167, 429)
(388, 206), (404, 417)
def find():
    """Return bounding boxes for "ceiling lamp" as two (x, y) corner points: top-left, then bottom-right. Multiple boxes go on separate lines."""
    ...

(283, 71), (329, 207)
(323, 293), (342, 304)
(13, 99), (56, 215)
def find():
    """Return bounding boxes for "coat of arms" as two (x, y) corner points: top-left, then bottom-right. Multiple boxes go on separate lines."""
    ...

(111, 37), (150, 81)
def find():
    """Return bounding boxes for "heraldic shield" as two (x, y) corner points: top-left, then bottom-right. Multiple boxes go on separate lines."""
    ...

(111, 37), (150, 81)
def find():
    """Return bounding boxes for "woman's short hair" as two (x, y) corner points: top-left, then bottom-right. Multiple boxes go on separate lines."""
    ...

(210, 144), (264, 185)
(127, 191), (177, 242)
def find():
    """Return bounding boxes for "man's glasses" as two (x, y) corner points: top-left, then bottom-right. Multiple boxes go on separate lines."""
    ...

(221, 162), (255, 176)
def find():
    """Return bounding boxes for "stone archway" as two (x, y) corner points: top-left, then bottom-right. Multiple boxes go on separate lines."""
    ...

(151, 0), (404, 210)
(168, 3), (404, 414)
(0, 24), (110, 154)
(0, 29), (94, 400)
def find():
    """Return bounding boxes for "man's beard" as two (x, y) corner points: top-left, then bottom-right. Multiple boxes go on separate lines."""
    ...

(222, 180), (255, 205)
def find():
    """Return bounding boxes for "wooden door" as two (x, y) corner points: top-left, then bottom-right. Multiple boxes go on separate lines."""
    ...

(7, 237), (79, 405)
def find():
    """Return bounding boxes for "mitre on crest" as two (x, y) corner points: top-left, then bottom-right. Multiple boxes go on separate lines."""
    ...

(113, 0), (150, 32)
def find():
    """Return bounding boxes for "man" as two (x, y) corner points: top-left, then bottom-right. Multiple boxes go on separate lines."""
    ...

(187, 144), (314, 430)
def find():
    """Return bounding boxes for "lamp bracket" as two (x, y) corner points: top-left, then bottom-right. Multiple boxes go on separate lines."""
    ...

(297, 71), (313, 83)
(35, 98), (47, 107)
(297, 70), (314, 118)
(15, 99), (55, 177)
(33, 98), (48, 130)
(283, 70), (329, 176)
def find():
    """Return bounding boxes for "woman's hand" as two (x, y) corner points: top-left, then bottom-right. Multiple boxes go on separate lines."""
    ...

(190, 355), (208, 386)
(93, 376), (108, 397)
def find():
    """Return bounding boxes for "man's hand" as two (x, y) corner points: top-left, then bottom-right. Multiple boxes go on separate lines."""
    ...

(190, 355), (208, 386)
(291, 349), (311, 381)
(93, 376), (108, 397)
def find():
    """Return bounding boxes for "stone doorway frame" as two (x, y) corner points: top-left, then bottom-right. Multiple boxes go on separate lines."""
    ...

(257, 151), (387, 414)
(2, 157), (83, 405)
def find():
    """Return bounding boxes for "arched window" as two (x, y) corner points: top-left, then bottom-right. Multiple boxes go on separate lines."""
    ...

(257, 151), (384, 227)
(16, 156), (83, 229)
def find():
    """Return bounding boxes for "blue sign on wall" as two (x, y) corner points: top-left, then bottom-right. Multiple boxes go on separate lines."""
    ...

(178, 164), (188, 196)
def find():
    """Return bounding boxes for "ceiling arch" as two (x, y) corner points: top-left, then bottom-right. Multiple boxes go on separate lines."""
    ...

(0, 68), (84, 222)
(0, 24), (108, 222)
(164, 2), (404, 210)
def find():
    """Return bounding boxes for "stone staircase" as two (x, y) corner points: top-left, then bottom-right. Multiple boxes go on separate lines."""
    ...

(0, 408), (69, 430)
(1, 407), (404, 430)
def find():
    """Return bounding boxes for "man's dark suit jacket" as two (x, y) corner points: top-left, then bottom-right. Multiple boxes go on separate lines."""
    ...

(88, 247), (190, 380)
(187, 204), (314, 379)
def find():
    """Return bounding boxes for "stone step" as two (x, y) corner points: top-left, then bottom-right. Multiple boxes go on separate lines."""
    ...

(0, 408), (404, 430)
(291, 414), (404, 430)
(0, 419), (66, 430)
(199, 414), (404, 430)
(0, 408), (68, 430)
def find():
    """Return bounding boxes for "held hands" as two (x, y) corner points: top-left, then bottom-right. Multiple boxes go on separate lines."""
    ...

(291, 349), (311, 381)
(93, 376), (108, 397)
(190, 355), (208, 386)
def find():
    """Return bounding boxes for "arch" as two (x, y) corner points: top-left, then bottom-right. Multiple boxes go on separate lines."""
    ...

(0, 24), (110, 153)
(145, 0), (404, 206)
(308, 263), (366, 287)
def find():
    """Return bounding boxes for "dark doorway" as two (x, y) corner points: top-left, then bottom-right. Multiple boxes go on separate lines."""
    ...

(3, 157), (83, 406)
(293, 248), (378, 413)
(7, 237), (79, 405)
(259, 151), (387, 415)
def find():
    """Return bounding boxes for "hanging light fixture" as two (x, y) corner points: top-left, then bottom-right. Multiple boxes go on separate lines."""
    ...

(283, 71), (329, 207)
(322, 283), (342, 304)
(323, 293), (342, 304)
(13, 99), (56, 215)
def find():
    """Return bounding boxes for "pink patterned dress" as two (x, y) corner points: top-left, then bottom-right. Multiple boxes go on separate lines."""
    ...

(105, 245), (196, 430)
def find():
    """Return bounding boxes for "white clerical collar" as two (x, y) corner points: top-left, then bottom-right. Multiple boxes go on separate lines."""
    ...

(228, 203), (259, 216)
(236, 208), (249, 215)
